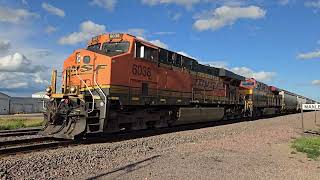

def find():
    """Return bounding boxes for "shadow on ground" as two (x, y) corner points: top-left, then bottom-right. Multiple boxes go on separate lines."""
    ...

(86, 155), (161, 179)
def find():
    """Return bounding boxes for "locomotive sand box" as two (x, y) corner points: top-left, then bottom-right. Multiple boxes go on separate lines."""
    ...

(42, 33), (317, 139)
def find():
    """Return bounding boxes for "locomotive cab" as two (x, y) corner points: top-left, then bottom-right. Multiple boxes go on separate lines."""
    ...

(240, 78), (256, 117)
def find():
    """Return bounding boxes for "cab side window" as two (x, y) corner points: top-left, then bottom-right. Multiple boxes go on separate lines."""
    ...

(135, 42), (158, 62)
(182, 57), (192, 69)
(168, 51), (175, 64)
(175, 54), (182, 67)
(159, 49), (168, 64)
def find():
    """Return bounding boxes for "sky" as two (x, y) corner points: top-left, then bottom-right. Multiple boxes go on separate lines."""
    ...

(0, 0), (319, 100)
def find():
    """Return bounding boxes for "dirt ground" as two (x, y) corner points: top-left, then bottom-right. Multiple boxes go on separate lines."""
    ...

(1, 112), (320, 180)
(90, 112), (320, 180)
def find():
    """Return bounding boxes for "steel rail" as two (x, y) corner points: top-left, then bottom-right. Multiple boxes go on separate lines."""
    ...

(0, 137), (74, 156)
(0, 128), (41, 138)
(0, 137), (56, 147)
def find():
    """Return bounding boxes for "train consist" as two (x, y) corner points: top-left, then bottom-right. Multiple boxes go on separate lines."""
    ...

(43, 33), (316, 139)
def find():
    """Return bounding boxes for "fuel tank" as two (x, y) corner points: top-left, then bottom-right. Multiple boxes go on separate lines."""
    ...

(173, 107), (225, 125)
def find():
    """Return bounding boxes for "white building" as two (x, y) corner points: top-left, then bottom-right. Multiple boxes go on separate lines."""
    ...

(0, 92), (44, 115)
(0, 92), (10, 114)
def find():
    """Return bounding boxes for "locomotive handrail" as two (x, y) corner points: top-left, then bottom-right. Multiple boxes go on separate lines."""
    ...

(70, 68), (95, 113)
(94, 64), (107, 117)
(42, 98), (47, 111)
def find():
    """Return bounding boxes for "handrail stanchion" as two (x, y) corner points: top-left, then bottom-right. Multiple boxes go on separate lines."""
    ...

(71, 68), (95, 113)
(94, 65), (107, 117)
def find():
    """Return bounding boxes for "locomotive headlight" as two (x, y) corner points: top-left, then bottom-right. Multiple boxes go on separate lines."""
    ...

(46, 86), (52, 93)
(70, 86), (77, 93)
(76, 53), (81, 63)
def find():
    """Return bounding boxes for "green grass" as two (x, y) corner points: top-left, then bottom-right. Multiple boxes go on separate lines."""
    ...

(292, 137), (320, 160)
(0, 118), (44, 130)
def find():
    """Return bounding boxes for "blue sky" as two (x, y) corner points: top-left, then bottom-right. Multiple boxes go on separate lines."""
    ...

(0, 0), (319, 100)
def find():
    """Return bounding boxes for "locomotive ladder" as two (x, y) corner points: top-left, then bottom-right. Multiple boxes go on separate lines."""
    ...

(71, 68), (96, 113)
(85, 65), (108, 133)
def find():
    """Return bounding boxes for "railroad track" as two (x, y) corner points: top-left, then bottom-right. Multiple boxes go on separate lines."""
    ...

(0, 128), (41, 138)
(0, 117), (245, 156)
(0, 137), (74, 156)
(0, 114), (281, 156)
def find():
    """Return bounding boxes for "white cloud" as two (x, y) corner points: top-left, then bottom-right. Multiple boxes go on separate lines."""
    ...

(142, 0), (200, 9)
(297, 50), (320, 60)
(127, 28), (146, 37)
(193, 5), (266, 31)
(90, 0), (117, 12)
(0, 40), (10, 55)
(136, 36), (146, 41)
(153, 31), (176, 35)
(45, 26), (57, 34)
(199, 60), (276, 82)
(177, 51), (197, 59)
(204, 61), (228, 68)
(58, 21), (106, 45)
(0, 19), (65, 95)
(128, 30), (170, 49)
(278, 0), (290, 5)
(312, 80), (320, 86)
(232, 67), (276, 82)
(0, 52), (49, 92)
(0, 71), (49, 90)
(149, 40), (169, 49)
(21, 0), (28, 5)
(0, 53), (47, 73)
(0, 6), (38, 24)
(171, 13), (182, 21)
(305, 0), (320, 8)
(42, 3), (65, 17)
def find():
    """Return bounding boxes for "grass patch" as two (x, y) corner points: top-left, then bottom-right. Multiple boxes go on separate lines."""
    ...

(0, 118), (44, 130)
(292, 137), (320, 160)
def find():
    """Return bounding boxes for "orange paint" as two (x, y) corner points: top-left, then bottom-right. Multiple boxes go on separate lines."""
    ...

(61, 33), (226, 98)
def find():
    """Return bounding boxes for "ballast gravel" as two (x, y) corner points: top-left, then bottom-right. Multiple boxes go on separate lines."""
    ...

(1, 112), (320, 180)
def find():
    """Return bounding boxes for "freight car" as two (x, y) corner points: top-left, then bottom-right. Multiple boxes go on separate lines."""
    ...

(279, 90), (298, 113)
(43, 33), (245, 139)
(42, 33), (316, 139)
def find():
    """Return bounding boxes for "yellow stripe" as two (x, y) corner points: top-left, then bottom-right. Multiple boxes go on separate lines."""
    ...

(80, 85), (110, 91)
(51, 93), (64, 98)
(240, 89), (253, 95)
(131, 97), (140, 101)
(108, 96), (119, 100)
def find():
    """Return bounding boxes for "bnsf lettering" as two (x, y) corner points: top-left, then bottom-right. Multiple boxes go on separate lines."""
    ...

(196, 79), (213, 88)
(132, 64), (151, 78)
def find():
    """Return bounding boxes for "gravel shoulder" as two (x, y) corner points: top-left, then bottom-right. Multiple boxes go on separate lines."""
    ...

(1, 112), (320, 180)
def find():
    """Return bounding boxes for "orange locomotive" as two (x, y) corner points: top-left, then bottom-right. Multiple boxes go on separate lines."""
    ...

(43, 33), (245, 139)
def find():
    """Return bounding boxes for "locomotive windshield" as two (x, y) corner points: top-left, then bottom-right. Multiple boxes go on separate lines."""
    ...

(87, 43), (101, 51)
(102, 41), (130, 56)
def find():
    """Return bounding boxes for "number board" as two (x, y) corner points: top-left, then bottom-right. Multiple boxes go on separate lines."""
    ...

(132, 64), (151, 79)
(109, 33), (123, 39)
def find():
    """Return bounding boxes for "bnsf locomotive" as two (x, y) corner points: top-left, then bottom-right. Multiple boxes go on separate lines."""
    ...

(43, 33), (316, 139)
